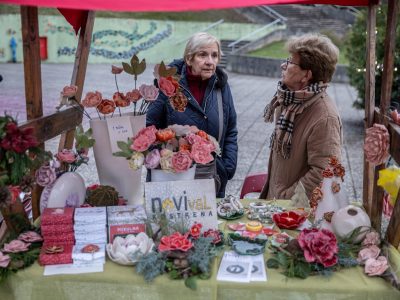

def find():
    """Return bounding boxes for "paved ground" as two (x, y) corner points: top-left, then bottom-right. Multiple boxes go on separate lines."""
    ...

(0, 63), (364, 201)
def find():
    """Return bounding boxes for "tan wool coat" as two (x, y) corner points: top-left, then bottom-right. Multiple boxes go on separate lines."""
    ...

(260, 91), (342, 200)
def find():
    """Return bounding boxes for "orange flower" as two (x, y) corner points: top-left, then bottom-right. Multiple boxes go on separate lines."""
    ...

(179, 144), (191, 151)
(322, 168), (334, 178)
(126, 89), (142, 103)
(113, 92), (130, 107)
(97, 99), (115, 114)
(328, 156), (339, 167)
(310, 186), (323, 209)
(169, 91), (188, 112)
(156, 128), (176, 142)
(196, 130), (208, 140)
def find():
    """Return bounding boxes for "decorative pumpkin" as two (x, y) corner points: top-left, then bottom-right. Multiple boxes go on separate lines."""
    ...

(86, 185), (119, 207)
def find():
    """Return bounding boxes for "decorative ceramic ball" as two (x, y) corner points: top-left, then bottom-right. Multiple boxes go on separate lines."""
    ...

(331, 205), (371, 242)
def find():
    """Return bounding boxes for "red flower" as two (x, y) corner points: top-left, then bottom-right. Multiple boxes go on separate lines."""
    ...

(158, 232), (193, 252)
(202, 229), (222, 244)
(298, 228), (338, 268)
(273, 211), (306, 230)
(97, 99), (116, 115)
(189, 223), (202, 239)
(0, 122), (38, 153)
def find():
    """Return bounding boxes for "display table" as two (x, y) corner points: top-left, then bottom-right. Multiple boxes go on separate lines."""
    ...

(1, 201), (400, 300)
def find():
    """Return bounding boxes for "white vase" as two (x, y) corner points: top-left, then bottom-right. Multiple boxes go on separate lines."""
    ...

(331, 205), (371, 241)
(151, 165), (196, 182)
(90, 113), (145, 205)
(40, 172), (86, 212)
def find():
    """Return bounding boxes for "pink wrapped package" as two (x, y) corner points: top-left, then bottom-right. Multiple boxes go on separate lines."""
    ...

(39, 244), (73, 266)
(41, 223), (74, 236)
(41, 207), (74, 225)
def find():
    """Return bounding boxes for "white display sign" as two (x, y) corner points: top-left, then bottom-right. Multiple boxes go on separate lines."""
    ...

(144, 179), (218, 231)
(106, 116), (134, 153)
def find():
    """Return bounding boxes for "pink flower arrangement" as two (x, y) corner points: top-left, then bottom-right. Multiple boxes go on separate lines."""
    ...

(357, 245), (380, 264)
(115, 124), (220, 173)
(298, 228), (338, 268)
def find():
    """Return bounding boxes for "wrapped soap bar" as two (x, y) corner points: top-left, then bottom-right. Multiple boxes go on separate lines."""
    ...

(72, 243), (105, 262)
(74, 207), (106, 225)
(43, 232), (75, 245)
(41, 207), (74, 225)
(39, 244), (73, 266)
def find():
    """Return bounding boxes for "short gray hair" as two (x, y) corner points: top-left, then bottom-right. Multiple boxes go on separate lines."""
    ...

(286, 33), (339, 83)
(183, 32), (222, 64)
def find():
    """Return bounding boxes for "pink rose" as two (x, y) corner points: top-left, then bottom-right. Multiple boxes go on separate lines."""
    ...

(0, 251), (11, 268)
(139, 84), (159, 101)
(56, 149), (76, 164)
(35, 165), (57, 187)
(191, 143), (213, 165)
(126, 89), (142, 103)
(365, 256), (389, 276)
(144, 149), (161, 169)
(172, 150), (193, 172)
(390, 109), (400, 125)
(62, 85), (78, 97)
(3, 240), (30, 253)
(362, 231), (381, 247)
(18, 231), (43, 243)
(131, 126), (157, 152)
(364, 123), (390, 165)
(111, 65), (123, 74)
(160, 149), (174, 172)
(159, 77), (178, 97)
(82, 91), (102, 107)
(358, 245), (380, 264)
(298, 228), (338, 268)
(186, 133), (203, 145)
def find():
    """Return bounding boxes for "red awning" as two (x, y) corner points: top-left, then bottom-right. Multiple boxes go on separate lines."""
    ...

(2, 0), (372, 12)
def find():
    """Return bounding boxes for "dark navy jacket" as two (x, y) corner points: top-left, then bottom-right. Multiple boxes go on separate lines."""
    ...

(146, 59), (238, 197)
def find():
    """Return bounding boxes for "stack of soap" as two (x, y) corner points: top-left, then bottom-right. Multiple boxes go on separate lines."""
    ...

(107, 205), (146, 242)
(39, 207), (75, 265)
(74, 207), (107, 245)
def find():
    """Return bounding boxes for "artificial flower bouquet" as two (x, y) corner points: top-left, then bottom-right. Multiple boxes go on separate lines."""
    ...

(136, 222), (223, 289)
(34, 126), (95, 188)
(267, 226), (400, 290)
(61, 55), (189, 120)
(113, 124), (220, 173)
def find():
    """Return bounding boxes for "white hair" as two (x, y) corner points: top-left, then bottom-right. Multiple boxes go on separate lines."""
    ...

(183, 32), (222, 64)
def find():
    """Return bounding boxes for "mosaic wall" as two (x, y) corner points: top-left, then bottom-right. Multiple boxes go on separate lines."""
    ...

(0, 14), (278, 64)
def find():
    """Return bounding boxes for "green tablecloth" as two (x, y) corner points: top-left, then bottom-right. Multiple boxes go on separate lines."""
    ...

(1, 200), (400, 300)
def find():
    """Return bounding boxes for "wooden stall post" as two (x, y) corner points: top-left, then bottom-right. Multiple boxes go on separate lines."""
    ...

(58, 11), (95, 151)
(363, 2), (377, 217)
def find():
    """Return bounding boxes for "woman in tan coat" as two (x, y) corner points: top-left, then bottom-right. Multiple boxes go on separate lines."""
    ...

(260, 34), (342, 200)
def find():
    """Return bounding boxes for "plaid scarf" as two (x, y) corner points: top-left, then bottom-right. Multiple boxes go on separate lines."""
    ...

(264, 81), (328, 159)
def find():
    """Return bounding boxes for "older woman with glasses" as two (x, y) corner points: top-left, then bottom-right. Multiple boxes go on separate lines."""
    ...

(260, 33), (342, 200)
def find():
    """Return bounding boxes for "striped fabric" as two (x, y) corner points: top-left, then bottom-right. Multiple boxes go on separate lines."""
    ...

(264, 81), (328, 159)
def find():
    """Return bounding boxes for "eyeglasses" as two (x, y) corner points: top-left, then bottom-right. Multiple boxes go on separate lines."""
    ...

(284, 58), (301, 67)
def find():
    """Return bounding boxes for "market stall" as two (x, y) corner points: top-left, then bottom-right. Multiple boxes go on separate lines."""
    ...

(0, 0), (400, 299)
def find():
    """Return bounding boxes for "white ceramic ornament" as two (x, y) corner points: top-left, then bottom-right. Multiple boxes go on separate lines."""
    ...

(331, 205), (371, 241)
(106, 232), (154, 265)
(314, 177), (349, 230)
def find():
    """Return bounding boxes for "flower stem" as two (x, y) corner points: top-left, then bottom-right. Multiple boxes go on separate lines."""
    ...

(115, 74), (120, 93)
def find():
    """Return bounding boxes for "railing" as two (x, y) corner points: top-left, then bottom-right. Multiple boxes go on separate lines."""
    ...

(258, 6), (287, 23)
(175, 19), (224, 45)
(227, 19), (282, 52)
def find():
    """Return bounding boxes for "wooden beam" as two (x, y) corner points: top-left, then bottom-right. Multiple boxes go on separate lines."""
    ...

(363, 3), (377, 216)
(20, 107), (83, 144)
(386, 190), (400, 248)
(58, 11), (95, 151)
(379, 0), (399, 119)
(374, 109), (400, 165)
(21, 6), (43, 120)
(21, 6), (43, 220)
